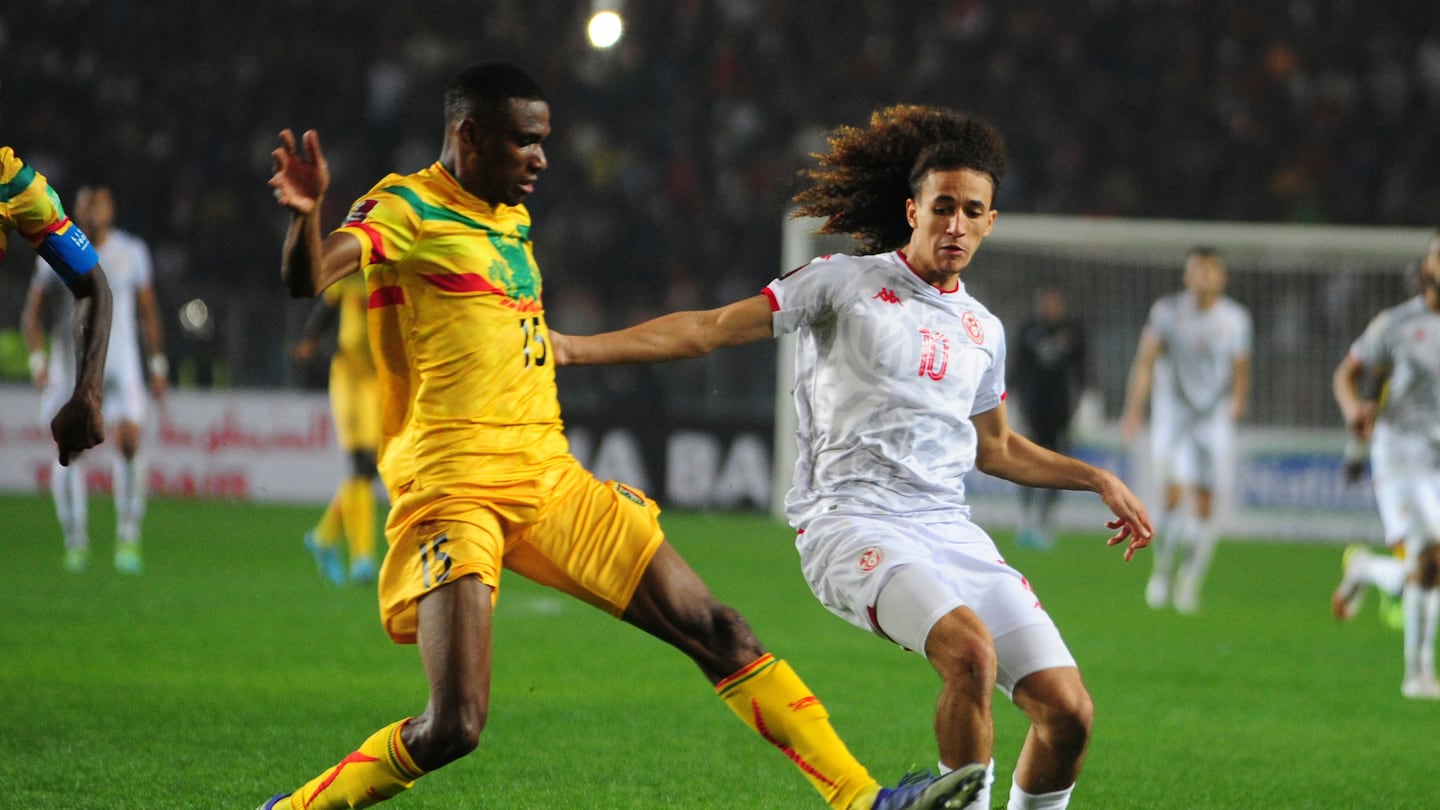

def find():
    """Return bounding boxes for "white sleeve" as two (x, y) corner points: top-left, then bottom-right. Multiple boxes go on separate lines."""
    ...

(971, 318), (1007, 416)
(766, 254), (847, 338)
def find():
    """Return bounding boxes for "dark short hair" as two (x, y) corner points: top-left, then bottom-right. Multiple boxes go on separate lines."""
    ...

(444, 62), (546, 126)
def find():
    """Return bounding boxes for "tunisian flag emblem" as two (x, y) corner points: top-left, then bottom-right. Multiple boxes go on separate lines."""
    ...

(962, 311), (985, 344)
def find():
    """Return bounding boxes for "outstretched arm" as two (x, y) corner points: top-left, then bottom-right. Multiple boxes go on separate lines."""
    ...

(552, 294), (775, 366)
(52, 267), (113, 465)
(270, 129), (359, 297)
(1119, 334), (1161, 444)
(973, 402), (1152, 560)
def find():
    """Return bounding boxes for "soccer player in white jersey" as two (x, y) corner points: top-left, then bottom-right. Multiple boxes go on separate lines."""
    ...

(552, 105), (1153, 810)
(1332, 232), (1440, 699)
(1120, 248), (1252, 614)
(22, 185), (167, 574)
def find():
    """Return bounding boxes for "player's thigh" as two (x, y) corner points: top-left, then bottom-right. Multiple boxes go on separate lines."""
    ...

(507, 460), (665, 617)
(801, 513), (1047, 653)
(378, 489), (512, 644)
(995, 624), (1078, 701)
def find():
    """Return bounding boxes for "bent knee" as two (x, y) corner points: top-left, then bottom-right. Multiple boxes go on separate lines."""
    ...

(1024, 677), (1093, 751)
(925, 612), (998, 688)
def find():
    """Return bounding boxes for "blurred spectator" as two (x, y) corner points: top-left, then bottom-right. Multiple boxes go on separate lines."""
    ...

(4, 1), (1438, 392)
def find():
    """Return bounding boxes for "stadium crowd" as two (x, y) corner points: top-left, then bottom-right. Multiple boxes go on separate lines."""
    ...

(3, 1), (1439, 389)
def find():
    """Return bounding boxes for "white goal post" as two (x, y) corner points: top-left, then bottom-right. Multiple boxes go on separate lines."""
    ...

(773, 213), (1433, 541)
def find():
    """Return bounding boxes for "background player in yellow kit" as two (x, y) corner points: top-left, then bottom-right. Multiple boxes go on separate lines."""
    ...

(292, 271), (381, 585)
(258, 62), (983, 810)
(1, 146), (111, 465)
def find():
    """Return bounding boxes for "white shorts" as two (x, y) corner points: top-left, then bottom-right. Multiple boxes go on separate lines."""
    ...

(1150, 408), (1232, 490)
(1371, 428), (1440, 564)
(796, 512), (1075, 692)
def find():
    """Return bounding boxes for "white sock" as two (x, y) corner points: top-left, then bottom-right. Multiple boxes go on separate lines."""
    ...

(1179, 515), (1219, 587)
(1422, 588), (1439, 678)
(51, 460), (88, 551)
(942, 759), (994, 810)
(1150, 506), (1183, 581)
(112, 453), (146, 544)
(1007, 781), (1074, 810)
(1404, 583), (1424, 678)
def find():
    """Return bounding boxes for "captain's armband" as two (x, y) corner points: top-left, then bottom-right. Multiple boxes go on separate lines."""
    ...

(36, 224), (101, 285)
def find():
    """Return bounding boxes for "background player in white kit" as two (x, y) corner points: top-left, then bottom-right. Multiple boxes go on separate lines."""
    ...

(1120, 248), (1252, 615)
(23, 185), (167, 574)
(1332, 231), (1440, 699)
(552, 105), (1153, 810)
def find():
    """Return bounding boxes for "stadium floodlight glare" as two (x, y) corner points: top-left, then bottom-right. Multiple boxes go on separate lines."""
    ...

(587, 10), (624, 49)
(584, 8), (624, 49)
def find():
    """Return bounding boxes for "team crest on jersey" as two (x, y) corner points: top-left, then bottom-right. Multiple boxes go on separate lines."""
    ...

(857, 546), (882, 574)
(344, 199), (378, 225)
(962, 311), (985, 344)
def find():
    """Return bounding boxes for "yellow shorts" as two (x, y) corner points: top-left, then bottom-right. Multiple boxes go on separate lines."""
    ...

(377, 455), (664, 643)
(329, 357), (380, 452)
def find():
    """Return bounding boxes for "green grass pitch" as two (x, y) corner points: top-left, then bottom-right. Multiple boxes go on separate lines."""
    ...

(0, 493), (1433, 808)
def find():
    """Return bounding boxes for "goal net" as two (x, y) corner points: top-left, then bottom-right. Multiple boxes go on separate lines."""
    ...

(774, 213), (1432, 542)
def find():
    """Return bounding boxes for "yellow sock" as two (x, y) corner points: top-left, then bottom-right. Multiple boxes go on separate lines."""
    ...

(287, 719), (424, 809)
(339, 476), (376, 562)
(717, 655), (880, 810)
(314, 494), (344, 547)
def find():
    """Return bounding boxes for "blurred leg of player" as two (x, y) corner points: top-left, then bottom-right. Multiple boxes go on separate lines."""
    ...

(112, 417), (146, 573)
(1402, 541), (1440, 699)
(303, 494), (346, 586)
(1331, 545), (1406, 621)
(51, 458), (89, 571)
(339, 456), (378, 583)
(1144, 422), (1188, 610)
(1172, 490), (1216, 615)
(99, 361), (151, 574)
(1172, 416), (1231, 615)
(1145, 494), (1187, 610)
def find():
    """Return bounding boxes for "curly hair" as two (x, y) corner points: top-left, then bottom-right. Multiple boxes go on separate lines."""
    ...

(790, 105), (1006, 254)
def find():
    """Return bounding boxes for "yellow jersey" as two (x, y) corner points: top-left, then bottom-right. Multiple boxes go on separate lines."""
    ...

(333, 162), (567, 497)
(322, 272), (376, 373)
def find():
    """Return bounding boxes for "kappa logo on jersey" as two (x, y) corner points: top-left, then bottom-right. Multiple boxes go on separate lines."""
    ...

(343, 199), (379, 225)
(873, 287), (902, 305)
(962, 311), (985, 344)
(857, 546), (882, 573)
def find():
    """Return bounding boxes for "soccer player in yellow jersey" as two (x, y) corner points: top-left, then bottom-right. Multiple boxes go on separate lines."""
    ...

(1, 146), (111, 465)
(261, 62), (983, 810)
(292, 272), (382, 585)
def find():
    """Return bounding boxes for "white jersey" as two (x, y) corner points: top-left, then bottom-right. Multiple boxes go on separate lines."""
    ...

(767, 251), (1006, 527)
(1143, 291), (1252, 423)
(32, 228), (153, 421)
(1350, 296), (1440, 447)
